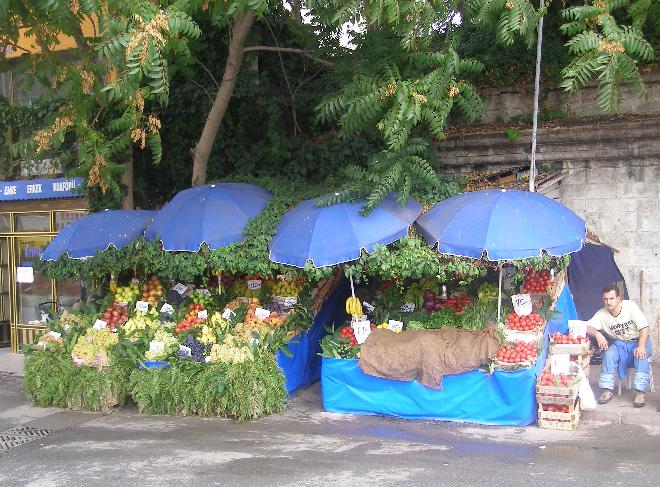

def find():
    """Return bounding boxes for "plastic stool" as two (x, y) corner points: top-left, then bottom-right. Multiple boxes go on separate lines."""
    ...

(617, 356), (654, 396)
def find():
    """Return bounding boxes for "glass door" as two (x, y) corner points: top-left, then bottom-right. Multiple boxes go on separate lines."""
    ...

(14, 236), (54, 325)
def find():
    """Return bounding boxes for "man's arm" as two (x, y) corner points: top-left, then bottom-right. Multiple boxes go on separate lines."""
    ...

(634, 327), (648, 359)
(587, 325), (608, 350)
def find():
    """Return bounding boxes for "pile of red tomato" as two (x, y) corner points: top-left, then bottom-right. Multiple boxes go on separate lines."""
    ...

(538, 369), (574, 389)
(506, 310), (544, 331)
(444, 294), (472, 313)
(551, 333), (587, 345)
(339, 326), (358, 347)
(496, 340), (537, 363)
(522, 269), (552, 293)
(541, 404), (573, 413)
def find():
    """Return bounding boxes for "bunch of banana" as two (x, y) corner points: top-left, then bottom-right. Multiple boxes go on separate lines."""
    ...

(345, 296), (363, 317)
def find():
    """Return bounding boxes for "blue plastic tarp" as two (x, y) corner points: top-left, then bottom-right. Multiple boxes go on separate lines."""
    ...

(277, 278), (350, 395)
(321, 285), (578, 425)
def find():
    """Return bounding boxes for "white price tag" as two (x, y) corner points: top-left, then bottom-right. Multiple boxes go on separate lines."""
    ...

(400, 303), (415, 313)
(352, 319), (372, 344)
(550, 354), (571, 375)
(247, 279), (262, 290)
(149, 341), (165, 354)
(179, 345), (192, 357)
(388, 320), (404, 333)
(205, 356), (212, 363)
(135, 301), (149, 312)
(568, 320), (588, 338)
(160, 303), (174, 315)
(93, 319), (107, 330)
(196, 288), (211, 296)
(173, 283), (188, 294)
(222, 308), (236, 320)
(255, 307), (271, 319)
(197, 309), (208, 320)
(131, 278), (140, 285)
(118, 301), (128, 308)
(47, 331), (62, 340)
(511, 294), (533, 316)
(282, 297), (298, 308)
(362, 301), (375, 313)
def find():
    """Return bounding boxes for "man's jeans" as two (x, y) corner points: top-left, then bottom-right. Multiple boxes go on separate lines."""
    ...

(599, 339), (653, 392)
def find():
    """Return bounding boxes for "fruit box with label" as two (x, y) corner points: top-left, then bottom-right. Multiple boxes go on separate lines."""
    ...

(536, 368), (581, 406)
(538, 401), (581, 431)
(549, 333), (591, 355)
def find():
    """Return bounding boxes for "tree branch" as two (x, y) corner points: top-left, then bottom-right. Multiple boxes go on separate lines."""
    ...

(243, 46), (333, 67)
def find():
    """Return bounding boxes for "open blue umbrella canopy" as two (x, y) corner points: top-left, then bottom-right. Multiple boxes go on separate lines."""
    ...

(416, 189), (586, 261)
(145, 183), (271, 252)
(42, 210), (156, 261)
(269, 194), (423, 268)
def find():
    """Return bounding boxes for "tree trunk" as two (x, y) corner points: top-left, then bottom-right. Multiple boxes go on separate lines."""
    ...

(191, 12), (256, 186)
(120, 149), (134, 209)
(290, 0), (302, 23)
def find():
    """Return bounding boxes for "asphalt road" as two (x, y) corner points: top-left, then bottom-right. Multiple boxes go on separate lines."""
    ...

(1, 371), (659, 486)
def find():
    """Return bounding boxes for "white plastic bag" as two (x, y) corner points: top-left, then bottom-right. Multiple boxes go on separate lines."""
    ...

(577, 366), (597, 410)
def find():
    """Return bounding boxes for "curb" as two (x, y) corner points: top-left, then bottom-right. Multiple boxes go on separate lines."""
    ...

(582, 408), (660, 426)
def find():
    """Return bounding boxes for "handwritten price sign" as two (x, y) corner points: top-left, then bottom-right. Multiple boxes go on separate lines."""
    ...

(511, 294), (532, 316)
(352, 319), (372, 344)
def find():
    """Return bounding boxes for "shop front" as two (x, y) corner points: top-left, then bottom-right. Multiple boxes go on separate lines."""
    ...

(0, 177), (87, 352)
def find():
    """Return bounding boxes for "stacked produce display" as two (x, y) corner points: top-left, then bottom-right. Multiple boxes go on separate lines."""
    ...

(23, 273), (334, 421)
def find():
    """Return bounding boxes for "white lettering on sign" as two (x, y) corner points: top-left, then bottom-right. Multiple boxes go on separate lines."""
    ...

(3, 185), (17, 195)
(255, 307), (270, 320)
(27, 184), (42, 194)
(52, 180), (77, 192)
(511, 294), (533, 316)
(352, 319), (372, 344)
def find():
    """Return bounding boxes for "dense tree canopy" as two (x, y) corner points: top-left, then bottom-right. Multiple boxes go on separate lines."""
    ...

(0, 0), (656, 210)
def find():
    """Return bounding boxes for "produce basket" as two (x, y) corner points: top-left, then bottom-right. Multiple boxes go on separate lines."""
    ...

(538, 400), (580, 430)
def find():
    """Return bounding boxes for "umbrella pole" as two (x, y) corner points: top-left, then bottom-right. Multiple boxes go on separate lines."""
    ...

(497, 264), (503, 323)
(349, 274), (356, 299)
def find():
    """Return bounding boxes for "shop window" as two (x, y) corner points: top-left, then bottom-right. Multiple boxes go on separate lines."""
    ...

(55, 210), (87, 231)
(0, 214), (10, 232)
(14, 213), (51, 232)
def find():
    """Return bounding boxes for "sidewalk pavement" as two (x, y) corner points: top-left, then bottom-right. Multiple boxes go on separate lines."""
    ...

(0, 347), (24, 376)
(581, 363), (660, 426)
(1, 346), (658, 425)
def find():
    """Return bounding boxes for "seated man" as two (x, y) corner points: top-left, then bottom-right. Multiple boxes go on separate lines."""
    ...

(587, 284), (652, 408)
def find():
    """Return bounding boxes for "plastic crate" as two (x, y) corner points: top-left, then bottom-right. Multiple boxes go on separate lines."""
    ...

(549, 342), (590, 355)
(538, 403), (580, 430)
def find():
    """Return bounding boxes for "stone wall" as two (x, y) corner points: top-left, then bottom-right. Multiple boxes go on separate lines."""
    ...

(478, 70), (660, 123)
(437, 115), (660, 352)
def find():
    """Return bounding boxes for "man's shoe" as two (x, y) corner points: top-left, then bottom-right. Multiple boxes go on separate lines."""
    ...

(599, 390), (614, 404)
(634, 392), (646, 408)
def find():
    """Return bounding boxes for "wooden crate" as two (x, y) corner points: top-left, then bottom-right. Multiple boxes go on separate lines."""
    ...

(538, 402), (580, 430)
(536, 381), (580, 406)
(549, 342), (590, 355)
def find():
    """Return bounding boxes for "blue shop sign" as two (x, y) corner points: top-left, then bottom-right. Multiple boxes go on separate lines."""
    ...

(0, 177), (84, 201)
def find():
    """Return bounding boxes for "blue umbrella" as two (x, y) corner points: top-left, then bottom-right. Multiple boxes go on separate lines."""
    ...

(145, 183), (271, 252)
(416, 189), (586, 261)
(269, 194), (423, 268)
(42, 210), (156, 260)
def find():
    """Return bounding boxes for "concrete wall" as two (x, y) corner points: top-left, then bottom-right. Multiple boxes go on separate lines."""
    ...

(479, 70), (660, 123)
(436, 116), (660, 352)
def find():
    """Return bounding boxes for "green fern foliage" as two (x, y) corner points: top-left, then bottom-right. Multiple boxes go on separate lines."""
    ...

(559, 0), (654, 112)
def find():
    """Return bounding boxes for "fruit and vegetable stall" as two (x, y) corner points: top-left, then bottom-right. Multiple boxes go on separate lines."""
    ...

(22, 186), (590, 427)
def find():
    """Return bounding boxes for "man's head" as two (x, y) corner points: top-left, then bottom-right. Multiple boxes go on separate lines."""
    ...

(602, 283), (622, 316)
